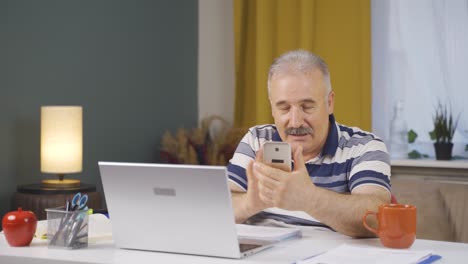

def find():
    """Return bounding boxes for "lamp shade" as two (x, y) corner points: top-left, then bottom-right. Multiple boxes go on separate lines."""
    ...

(41, 106), (82, 174)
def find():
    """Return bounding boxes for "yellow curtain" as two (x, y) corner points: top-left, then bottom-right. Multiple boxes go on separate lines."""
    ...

(233, 0), (371, 131)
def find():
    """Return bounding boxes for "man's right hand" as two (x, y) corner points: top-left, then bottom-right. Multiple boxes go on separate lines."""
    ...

(231, 148), (271, 223)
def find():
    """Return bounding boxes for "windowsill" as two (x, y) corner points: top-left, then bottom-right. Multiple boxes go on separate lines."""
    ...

(391, 159), (468, 169)
(391, 159), (468, 182)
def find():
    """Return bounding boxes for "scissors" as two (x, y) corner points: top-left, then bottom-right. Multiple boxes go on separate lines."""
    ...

(70, 192), (88, 211)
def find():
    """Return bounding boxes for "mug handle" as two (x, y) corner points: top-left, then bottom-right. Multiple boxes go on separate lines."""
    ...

(362, 210), (378, 235)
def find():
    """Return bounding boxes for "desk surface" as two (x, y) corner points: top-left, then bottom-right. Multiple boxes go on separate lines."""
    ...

(1, 228), (468, 263)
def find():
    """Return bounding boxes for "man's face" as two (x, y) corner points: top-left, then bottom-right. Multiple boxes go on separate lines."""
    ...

(269, 69), (335, 160)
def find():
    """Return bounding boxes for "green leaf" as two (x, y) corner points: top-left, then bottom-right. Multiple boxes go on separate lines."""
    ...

(408, 150), (422, 159)
(430, 101), (460, 143)
(408, 129), (418, 143)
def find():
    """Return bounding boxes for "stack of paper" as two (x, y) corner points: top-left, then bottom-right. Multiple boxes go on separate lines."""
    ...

(297, 244), (441, 264)
(264, 207), (321, 223)
(236, 224), (301, 242)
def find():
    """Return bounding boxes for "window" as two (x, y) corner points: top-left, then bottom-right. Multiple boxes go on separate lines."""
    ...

(372, 0), (468, 158)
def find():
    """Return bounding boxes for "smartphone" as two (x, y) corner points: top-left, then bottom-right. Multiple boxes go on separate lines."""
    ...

(262, 142), (292, 172)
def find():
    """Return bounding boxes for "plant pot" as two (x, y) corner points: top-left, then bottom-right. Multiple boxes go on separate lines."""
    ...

(434, 142), (453, 160)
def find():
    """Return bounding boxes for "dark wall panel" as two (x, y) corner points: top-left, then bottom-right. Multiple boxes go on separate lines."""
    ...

(0, 0), (198, 217)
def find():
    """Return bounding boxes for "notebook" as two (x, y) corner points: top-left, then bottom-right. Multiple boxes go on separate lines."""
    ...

(98, 162), (278, 259)
(296, 244), (441, 264)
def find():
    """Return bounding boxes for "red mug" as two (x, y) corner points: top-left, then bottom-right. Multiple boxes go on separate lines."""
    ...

(363, 204), (416, 249)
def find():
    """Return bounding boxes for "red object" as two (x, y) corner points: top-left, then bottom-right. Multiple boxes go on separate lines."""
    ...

(2, 207), (37, 247)
(363, 204), (416, 249)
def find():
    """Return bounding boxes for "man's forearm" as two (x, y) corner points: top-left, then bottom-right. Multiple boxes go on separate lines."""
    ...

(303, 186), (390, 238)
(231, 191), (257, 224)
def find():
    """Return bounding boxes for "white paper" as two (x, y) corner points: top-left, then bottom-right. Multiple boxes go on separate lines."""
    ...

(236, 224), (301, 242)
(263, 207), (321, 223)
(88, 213), (113, 242)
(297, 244), (434, 264)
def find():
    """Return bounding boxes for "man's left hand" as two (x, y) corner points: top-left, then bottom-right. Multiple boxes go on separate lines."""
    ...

(254, 146), (315, 210)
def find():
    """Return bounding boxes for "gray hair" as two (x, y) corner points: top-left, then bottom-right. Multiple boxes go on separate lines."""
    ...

(267, 50), (332, 97)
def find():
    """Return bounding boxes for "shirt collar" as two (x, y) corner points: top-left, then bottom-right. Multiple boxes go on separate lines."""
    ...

(271, 114), (338, 157)
(322, 114), (338, 156)
(272, 128), (283, 141)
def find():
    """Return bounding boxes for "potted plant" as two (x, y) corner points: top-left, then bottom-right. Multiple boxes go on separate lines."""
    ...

(429, 102), (460, 160)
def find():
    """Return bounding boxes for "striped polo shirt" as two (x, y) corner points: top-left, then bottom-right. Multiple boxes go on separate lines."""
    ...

(227, 114), (391, 194)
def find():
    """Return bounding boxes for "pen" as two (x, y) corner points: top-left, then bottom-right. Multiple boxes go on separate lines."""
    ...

(52, 209), (78, 246)
(65, 214), (84, 247)
(295, 251), (326, 264)
(51, 201), (72, 246)
(59, 200), (70, 229)
(61, 210), (80, 246)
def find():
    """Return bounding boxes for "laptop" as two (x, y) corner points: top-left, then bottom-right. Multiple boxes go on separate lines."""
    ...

(98, 162), (276, 259)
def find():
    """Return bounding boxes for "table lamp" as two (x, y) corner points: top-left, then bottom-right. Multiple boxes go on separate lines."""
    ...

(41, 106), (83, 188)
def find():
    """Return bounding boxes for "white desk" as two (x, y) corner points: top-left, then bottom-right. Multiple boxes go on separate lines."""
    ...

(1, 229), (468, 264)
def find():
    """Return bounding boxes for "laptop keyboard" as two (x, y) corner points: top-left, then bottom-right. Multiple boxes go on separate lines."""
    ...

(239, 243), (262, 253)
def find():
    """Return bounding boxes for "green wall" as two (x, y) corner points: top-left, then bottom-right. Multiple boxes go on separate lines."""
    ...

(0, 0), (198, 218)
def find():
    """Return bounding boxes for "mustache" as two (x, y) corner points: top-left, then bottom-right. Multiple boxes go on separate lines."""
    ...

(285, 127), (313, 135)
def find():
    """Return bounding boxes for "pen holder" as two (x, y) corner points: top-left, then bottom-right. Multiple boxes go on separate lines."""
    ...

(45, 207), (89, 249)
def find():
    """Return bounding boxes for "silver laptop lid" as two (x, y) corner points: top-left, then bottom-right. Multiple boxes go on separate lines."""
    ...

(98, 162), (242, 258)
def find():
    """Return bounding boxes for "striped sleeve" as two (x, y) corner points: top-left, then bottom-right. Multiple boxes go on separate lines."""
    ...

(227, 129), (257, 191)
(227, 125), (276, 191)
(348, 138), (391, 193)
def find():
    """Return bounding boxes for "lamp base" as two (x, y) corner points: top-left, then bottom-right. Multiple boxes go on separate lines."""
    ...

(41, 179), (80, 188)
